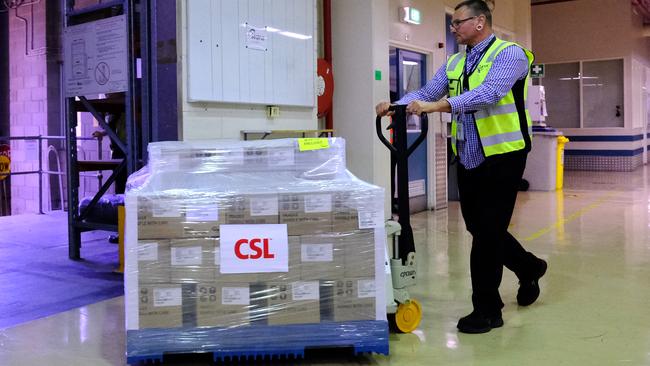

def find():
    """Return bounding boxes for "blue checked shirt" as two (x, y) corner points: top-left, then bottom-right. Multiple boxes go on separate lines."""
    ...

(397, 34), (529, 169)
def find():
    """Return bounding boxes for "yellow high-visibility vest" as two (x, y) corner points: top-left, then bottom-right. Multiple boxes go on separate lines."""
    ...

(446, 38), (534, 157)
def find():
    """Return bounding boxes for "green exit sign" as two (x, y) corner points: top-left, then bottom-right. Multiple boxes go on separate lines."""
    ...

(531, 63), (545, 78)
(400, 7), (421, 25)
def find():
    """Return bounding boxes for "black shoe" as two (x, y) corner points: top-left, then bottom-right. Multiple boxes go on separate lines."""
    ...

(108, 235), (119, 244)
(457, 311), (504, 334)
(517, 259), (548, 306)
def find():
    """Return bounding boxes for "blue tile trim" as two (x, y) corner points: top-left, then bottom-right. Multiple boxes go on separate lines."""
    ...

(565, 148), (644, 157)
(565, 134), (644, 142)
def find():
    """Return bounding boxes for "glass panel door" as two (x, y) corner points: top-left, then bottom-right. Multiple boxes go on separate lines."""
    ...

(389, 47), (428, 213)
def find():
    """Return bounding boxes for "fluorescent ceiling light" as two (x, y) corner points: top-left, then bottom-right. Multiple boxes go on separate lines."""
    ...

(403, 61), (418, 66)
(559, 76), (599, 81)
(278, 31), (312, 40)
(242, 24), (312, 40)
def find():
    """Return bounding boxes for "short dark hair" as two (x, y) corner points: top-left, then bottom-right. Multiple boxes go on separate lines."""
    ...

(455, 0), (492, 26)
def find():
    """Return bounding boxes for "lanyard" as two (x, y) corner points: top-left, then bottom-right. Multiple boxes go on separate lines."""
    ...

(462, 37), (497, 92)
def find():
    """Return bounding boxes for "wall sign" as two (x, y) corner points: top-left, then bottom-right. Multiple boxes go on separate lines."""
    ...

(63, 15), (128, 97)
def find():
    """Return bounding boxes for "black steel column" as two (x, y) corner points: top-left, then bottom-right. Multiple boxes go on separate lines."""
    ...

(151, 0), (178, 144)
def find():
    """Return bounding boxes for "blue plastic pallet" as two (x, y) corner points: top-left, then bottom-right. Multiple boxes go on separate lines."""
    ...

(127, 320), (389, 364)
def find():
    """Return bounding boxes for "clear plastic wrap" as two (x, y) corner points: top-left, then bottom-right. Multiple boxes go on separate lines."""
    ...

(124, 138), (388, 362)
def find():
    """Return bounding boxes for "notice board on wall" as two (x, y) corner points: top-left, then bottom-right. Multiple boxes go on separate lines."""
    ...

(187, 0), (316, 107)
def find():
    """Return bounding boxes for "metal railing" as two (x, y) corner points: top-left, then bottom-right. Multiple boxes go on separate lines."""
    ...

(0, 135), (103, 214)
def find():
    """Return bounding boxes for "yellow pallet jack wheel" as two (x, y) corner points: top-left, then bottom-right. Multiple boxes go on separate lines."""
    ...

(389, 299), (422, 333)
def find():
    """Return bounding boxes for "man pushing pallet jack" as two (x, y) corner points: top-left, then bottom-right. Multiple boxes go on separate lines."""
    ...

(376, 104), (427, 333)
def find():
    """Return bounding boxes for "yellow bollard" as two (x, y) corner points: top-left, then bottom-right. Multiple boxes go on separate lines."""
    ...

(116, 205), (125, 274)
(556, 136), (569, 190)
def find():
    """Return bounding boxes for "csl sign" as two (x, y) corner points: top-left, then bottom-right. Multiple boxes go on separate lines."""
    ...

(234, 238), (275, 259)
(0, 145), (9, 181)
(220, 224), (288, 273)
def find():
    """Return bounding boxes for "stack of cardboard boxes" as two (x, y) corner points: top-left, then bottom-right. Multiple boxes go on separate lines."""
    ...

(126, 138), (384, 338)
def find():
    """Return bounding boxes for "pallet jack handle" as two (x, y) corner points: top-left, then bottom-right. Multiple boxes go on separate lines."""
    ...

(375, 105), (429, 159)
(375, 104), (428, 264)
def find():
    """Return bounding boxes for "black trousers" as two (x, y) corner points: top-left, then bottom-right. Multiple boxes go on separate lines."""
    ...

(457, 151), (541, 315)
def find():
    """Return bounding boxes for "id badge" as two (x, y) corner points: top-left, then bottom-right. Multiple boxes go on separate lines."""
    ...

(456, 120), (465, 142)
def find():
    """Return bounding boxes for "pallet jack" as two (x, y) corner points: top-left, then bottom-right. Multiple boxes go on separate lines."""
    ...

(376, 104), (427, 333)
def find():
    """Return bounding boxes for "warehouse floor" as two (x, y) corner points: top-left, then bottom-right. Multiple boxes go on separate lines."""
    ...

(1, 168), (649, 365)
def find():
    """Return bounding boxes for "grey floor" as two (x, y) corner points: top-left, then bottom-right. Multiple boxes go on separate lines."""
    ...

(1, 168), (650, 365)
(0, 211), (122, 329)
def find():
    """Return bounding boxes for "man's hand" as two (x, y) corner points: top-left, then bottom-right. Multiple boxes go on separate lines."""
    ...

(92, 130), (107, 139)
(406, 99), (451, 115)
(375, 101), (394, 117)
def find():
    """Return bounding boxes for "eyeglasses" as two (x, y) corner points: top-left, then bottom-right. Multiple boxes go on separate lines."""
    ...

(450, 16), (477, 29)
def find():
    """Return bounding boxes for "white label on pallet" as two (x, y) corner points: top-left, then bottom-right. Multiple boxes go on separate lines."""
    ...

(137, 242), (158, 261)
(153, 288), (182, 307)
(304, 194), (332, 213)
(227, 148), (245, 165)
(186, 205), (219, 221)
(358, 210), (383, 229)
(171, 246), (202, 266)
(357, 279), (376, 298)
(268, 147), (295, 166)
(214, 246), (221, 266)
(291, 281), (320, 301)
(222, 287), (250, 305)
(301, 244), (333, 262)
(250, 196), (278, 216)
(152, 203), (181, 218)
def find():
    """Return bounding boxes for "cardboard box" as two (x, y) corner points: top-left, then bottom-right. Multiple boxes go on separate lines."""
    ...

(262, 236), (301, 283)
(212, 238), (260, 283)
(181, 199), (224, 237)
(137, 240), (171, 283)
(341, 230), (376, 278)
(138, 284), (183, 328)
(264, 281), (320, 325)
(299, 234), (344, 281)
(224, 194), (279, 225)
(332, 278), (376, 322)
(195, 282), (253, 327)
(137, 197), (184, 239)
(138, 196), (224, 239)
(279, 193), (333, 235)
(332, 191), (359, 233)
(170, 238), (217, 283)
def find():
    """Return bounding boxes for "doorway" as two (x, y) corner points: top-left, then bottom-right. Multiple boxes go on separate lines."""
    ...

(389, 47), (428, 214)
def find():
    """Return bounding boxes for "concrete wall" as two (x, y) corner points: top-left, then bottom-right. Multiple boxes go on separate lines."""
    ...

(0, 11), (8, 137)
(8, 1), (60, 214)
(330, 0), (392, 216)
(532, 0), (650, 130)
(532, 0), (650, 171)
(532, 0), (650, 64)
